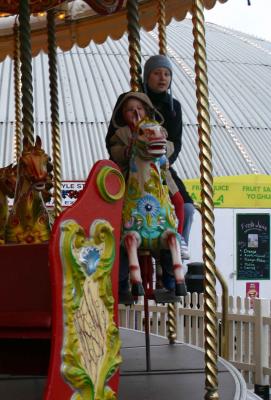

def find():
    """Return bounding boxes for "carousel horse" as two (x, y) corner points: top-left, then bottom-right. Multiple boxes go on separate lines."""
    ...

(122, 119), (187, 297)
(0, 164), (17, 244)
(5, 136), (52, 244)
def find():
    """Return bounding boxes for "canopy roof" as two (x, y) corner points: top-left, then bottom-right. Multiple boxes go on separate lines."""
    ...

(0, 0), (227, 61)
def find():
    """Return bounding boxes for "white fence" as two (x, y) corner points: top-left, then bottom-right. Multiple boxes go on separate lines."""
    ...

(118, 294), (271, 387)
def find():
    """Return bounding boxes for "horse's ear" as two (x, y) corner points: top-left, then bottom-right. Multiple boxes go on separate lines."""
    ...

(36, 135), (42, 149)
(23, 136), (30, 151)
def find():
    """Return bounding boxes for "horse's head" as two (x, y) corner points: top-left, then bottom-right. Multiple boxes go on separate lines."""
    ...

(0, 164), (17, 198)
(20, 136), (50, 192)
(133, 119), (167, 159)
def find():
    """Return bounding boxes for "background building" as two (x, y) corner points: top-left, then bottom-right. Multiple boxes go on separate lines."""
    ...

(1, 18), (270, 297)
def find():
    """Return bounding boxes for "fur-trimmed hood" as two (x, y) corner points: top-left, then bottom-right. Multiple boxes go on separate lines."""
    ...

(112, 91), (164, 128)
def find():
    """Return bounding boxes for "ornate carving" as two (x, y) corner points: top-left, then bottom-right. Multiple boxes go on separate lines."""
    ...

(84, 0), (124, 15)
(97, 166), (125, 203)
(5, 136), (52, 244)
(60, 218), (121, 399)
(0, 164), (17, 244)
(122, 119), (187, 297)
(0, 1), (65, 14)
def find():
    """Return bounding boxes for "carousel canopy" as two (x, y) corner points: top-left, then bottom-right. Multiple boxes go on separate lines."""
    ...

(0, 0), (228, 61)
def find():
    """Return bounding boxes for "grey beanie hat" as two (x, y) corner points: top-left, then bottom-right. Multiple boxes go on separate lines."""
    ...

(143, 55), (174, 114)
(143, 55), (172, 84)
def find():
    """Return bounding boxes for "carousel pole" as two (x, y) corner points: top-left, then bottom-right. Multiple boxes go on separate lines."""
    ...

(158, 0), (167, 56)
(127, 0), (153, 372)
(157, 0), (178, 345)
(127, 0), (142, 92)
(13, 21), (22, 162)
(191, 1), (219, 399)
(47, 9), (62, 218)
(19, 0), (34, 145)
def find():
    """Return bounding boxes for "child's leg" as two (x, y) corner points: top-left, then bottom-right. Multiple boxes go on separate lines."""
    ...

(182, 202), (195, 245)
(171, 191), (184, 235)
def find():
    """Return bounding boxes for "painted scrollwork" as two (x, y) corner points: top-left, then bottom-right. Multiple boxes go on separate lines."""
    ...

(60, 218), (121, 400)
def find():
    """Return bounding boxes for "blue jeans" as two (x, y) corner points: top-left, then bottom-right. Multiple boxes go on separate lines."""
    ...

(182, 202), (195, 245)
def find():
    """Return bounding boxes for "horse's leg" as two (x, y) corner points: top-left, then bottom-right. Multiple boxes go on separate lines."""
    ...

(124, 232), (144, 296)
(166, 233), (187, 296)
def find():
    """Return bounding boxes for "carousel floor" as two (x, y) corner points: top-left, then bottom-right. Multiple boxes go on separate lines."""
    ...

(119, 328), (247, 400)
(0, 328), (261, 400)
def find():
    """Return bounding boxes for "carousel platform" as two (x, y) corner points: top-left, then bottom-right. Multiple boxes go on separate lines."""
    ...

(0, 328), (262, 400)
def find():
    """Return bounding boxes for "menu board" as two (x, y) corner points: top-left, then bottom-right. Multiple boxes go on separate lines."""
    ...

(237, 214), (270, 280)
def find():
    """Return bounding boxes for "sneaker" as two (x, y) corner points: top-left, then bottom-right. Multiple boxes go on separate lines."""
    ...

(180, 238), (190, 260)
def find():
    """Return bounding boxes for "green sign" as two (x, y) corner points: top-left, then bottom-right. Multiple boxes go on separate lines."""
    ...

(237, 214), (270, 280)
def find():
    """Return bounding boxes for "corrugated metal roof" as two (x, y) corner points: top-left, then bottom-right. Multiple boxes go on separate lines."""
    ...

(0, 19), (271, 180)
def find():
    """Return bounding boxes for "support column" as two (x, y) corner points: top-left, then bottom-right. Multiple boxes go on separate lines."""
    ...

(47, 9), (62, 218)
(191, 1), (218, 398)
(19, 0), (34, 145)
(127, 0), (142, 91)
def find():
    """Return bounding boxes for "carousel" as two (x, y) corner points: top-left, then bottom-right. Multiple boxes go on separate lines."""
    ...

(0, 0), (257, 399)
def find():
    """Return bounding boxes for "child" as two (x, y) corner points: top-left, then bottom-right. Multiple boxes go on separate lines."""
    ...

(109, 91), (185, 293)
(109, 92), (185, 237)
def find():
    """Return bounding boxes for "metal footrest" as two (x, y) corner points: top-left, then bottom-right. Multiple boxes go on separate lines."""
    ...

(153, 289), (181, 304)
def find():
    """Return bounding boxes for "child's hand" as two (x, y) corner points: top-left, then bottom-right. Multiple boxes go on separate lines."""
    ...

(130, 110), (142, 130)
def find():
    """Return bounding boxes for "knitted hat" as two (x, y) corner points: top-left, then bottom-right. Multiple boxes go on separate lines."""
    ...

(143, 55), (174, 113)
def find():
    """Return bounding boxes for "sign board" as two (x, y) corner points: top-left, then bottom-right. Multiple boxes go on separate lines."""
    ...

(8, 181), (86, 208)
(47, 181), (85, 207)
(184, 174), (271, 208)
(236, 213), (270, 280)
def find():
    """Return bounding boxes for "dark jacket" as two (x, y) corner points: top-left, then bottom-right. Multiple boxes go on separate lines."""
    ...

(106, 89), (193, 203)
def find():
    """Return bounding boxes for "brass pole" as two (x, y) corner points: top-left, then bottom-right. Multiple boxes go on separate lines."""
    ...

(127, 0), (142, 91)
(13, 22), (22, 162)
(195, 203), (229, 360)
(191, 1), (219, 399)
(157, 0), (178, 344)
(167, 302), (177, 344)
(19, 0), (34, 145)
(47, 9), (62, 218)
(158, 0), (167, 55)
(216, 267), (229, 360)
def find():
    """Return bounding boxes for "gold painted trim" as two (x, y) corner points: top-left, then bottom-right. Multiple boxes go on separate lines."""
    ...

(97, 166), (125, 203)
(60, 218), (122, 399)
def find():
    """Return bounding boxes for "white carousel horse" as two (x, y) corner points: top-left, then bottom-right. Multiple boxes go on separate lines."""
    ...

(122, 119), (187, 297)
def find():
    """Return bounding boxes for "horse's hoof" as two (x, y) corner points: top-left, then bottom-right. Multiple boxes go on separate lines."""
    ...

(131, 282), (145, 297)
(175, 282), (187, 296)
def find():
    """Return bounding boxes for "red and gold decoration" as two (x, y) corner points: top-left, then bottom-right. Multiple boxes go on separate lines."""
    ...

(0, 1), (65, 14)
(45, 160), (124, 399)
(84, 0), (124, 15)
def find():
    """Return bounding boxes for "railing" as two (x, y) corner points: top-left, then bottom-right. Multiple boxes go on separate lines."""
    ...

(118, 294), (271, 387)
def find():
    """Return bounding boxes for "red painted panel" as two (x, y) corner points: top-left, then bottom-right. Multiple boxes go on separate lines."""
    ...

(44, 160), (123, 399)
